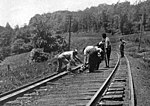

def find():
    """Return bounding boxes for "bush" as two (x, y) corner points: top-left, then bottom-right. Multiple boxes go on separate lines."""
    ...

(11, 39), (25, 54)
(0, 46), (11, 60)
(30, 48), (49, 62)
(22, 43), (33, 52)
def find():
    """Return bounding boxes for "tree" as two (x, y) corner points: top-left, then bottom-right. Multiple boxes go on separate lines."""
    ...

(11, 39), (25, 54)
(102, 10), (109, 32)
(5, 22), (13, 30)
(0, 28), (14, 47)
(0, 46), (11, 60)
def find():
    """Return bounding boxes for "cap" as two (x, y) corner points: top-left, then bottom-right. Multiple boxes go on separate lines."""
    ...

(73, 49), (78, 54)
(74, 49), (77, 52)
(99, 41), (103, 45)
(102, 33), (106, 38)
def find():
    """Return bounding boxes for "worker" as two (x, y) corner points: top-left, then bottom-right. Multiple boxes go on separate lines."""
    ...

(56, 49), (82, 73)
(102, 33), (111, 68)
(119, 38), (126, 58)
(83, 46), (103, 72)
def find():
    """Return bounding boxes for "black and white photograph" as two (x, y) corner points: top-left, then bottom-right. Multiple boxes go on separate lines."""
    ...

(0, 0), (150, 105)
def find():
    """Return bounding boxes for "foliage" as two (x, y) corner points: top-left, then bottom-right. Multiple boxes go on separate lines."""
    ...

(29, 20), (68, 53)
(27, 1), (150, 35)
(0, 46), (11, 60)
(11, 39), (32, 54)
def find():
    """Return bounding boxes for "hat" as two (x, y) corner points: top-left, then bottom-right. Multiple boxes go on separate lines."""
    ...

(102, 33), (106, 38)
(99, 41), (103, 45)
(74, 49), (77, 51)
(73, 49), (78, 54)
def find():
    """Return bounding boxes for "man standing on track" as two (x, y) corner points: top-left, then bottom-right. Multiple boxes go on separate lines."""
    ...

(102, 33), (111, 68)
(83, 46), (103, 72)
(56, 49), (82, 73)
(119, 38), (126, 58)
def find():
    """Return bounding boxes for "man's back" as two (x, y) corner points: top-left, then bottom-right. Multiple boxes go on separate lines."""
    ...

(84, 46), (95, 55)
(58, 51), (73, 60)
(84, 46), (102, 55)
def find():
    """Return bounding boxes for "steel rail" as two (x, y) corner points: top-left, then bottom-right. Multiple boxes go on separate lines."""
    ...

(125, 55), (135, 106)
(0, 65), (82, 104)
(86, 52), (120, 106)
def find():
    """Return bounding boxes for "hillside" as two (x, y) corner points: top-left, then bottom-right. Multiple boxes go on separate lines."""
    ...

(0, 52), (29, 67)
(0, 51), (56, 93)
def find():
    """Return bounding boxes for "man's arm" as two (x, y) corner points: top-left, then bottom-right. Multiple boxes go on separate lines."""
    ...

(83, 49), (88, 65)
(70, 52), (76, 63)
(74, 55), (83, 64)
(123, 40), (126, 45)
(83, 55), (87, 65)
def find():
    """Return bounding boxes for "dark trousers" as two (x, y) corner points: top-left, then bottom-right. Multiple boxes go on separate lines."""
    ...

(95, 57), (102, 70)
(120, 51), (124, 57)
(105, 46), (111, 67)
(89, 51), (99, 72)
(120, 45), (124, 58)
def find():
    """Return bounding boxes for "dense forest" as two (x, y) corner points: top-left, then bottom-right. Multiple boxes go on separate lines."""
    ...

(0, 1), (150, 60)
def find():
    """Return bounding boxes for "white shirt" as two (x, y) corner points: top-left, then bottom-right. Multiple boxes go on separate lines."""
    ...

(83, 46), (95, 55)
(58, 51), (75, 62)
(105, 37), (111, 48)
(83, 46), (103, 64)
(84, 46), (103, 55)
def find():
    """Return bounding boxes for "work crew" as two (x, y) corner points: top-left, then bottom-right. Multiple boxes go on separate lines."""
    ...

(119, 38), (126, 58)
(56, 49), (82, 73)
(83, 46), (103, 72)
(102, 33), (111, 68)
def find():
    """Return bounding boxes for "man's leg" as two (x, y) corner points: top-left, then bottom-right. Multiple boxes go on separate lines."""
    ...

(63, 58), (70, 71)
(89, 53), (94, 72)
(107, 47), (111, 67)
(96, 55), (101, 70)
(57, 58), (62, 73)
(104, 53), (108, 67)
(121, 51), (124, 57)
(89, 51), (98, 72)
(122, 50), (124, 57)
(96, 62), (99, 70)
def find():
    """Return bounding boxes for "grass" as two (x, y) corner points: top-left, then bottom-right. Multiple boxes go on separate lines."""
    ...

(121, 31), (150, 64)
(0, 52), (57, 93)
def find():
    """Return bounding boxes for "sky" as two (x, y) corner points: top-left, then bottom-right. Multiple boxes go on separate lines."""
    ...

(0, 0), (138, 28)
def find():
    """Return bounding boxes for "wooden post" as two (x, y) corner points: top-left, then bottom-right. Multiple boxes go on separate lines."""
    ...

(66, 13), (73, 51)
(138, 14), (144, 52)
(68, 15), (72, 51)
(7, 65), (11, 71)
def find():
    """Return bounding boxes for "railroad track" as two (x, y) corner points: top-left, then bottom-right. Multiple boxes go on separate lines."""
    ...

(1, 52), (135, 106)
(87, 55), (135, 106)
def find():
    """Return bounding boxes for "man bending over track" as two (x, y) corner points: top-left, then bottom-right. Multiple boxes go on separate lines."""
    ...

(83, 46), (103, 72)
(56, 49), (82, 73)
